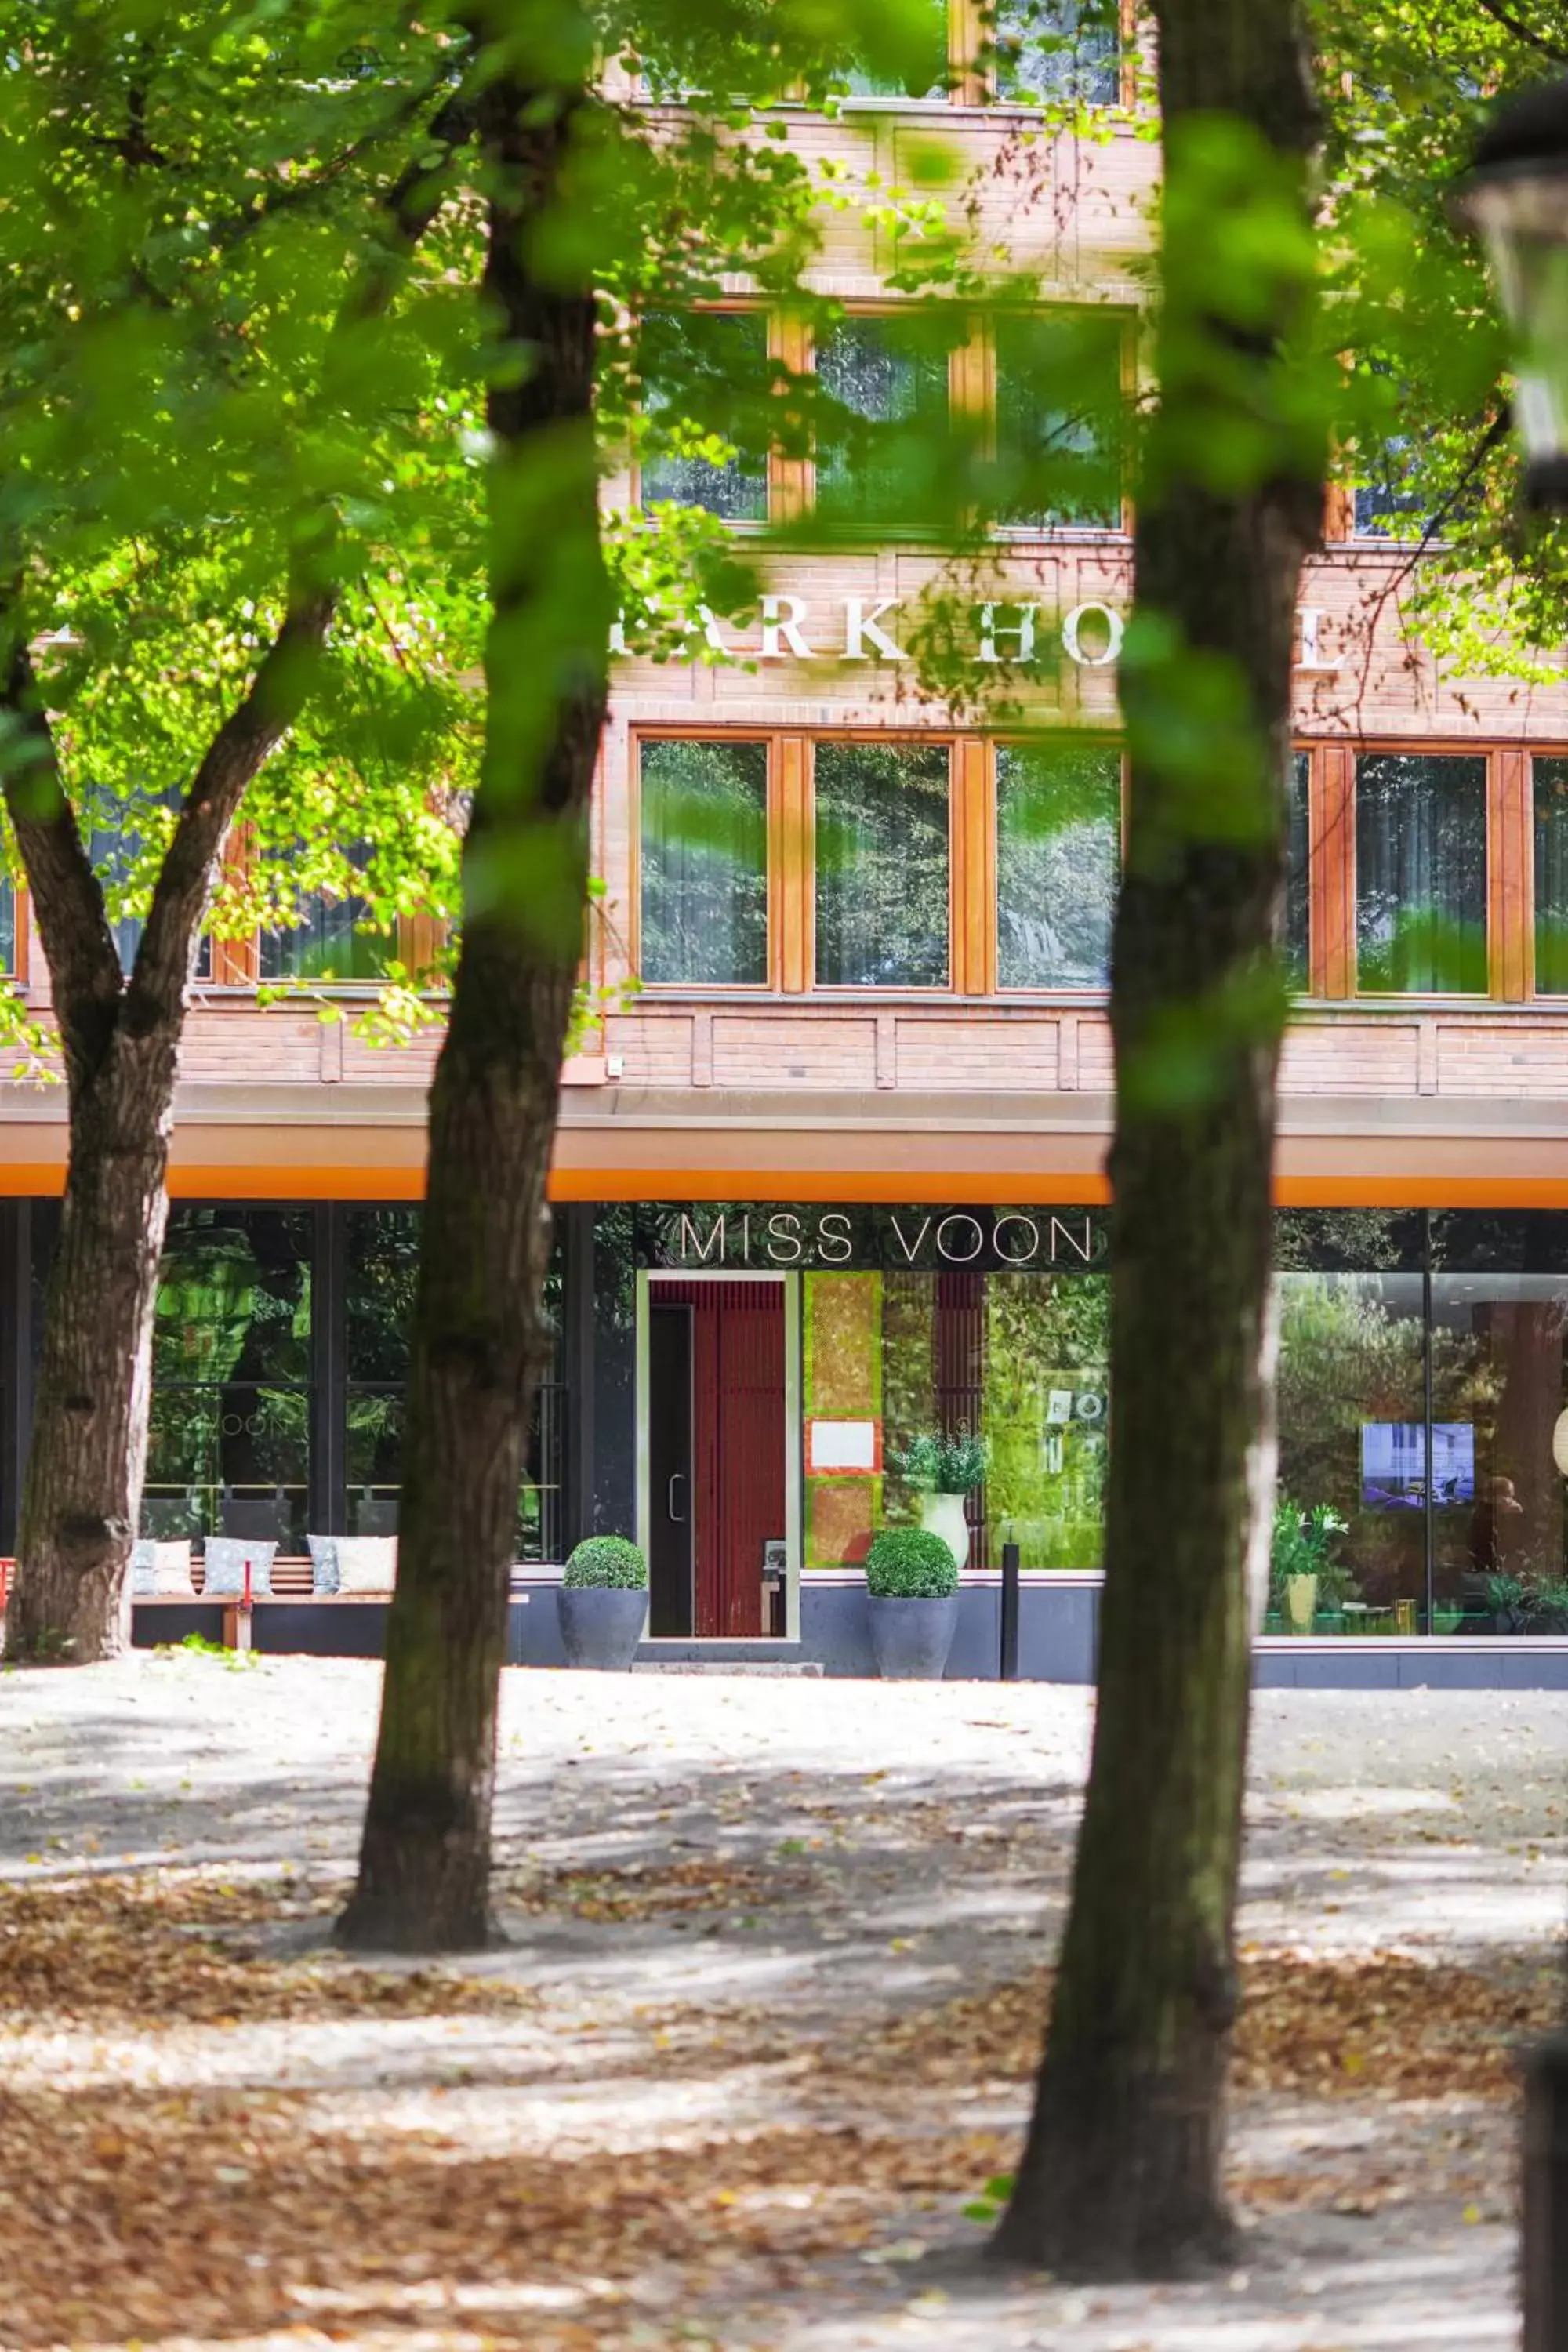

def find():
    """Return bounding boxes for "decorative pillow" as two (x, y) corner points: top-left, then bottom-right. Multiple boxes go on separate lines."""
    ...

(131, 1540), (195, 1598)
(334, 1537), (397, 1595)
(307, 1534), (340, 1597)
(200, 1538), (278, 1599)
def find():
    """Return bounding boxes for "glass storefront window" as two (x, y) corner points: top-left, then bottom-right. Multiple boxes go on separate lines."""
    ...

(1285, 750), (1310, 992)
(802, 1266), (1109, 1572)
(990, 0), (1120, 105)
(814, 314), (954, 530)
(995, 740), (1119, 988)
(640, 310), (769, 523)
(146, 1208), (313, 1548)
(1276, 1269), (1428, 1635)
(815, 740), (950, 987)
(1534, 756), (1568, 994)
(993, 310), (1124, 528)
(1355, 753), (1488, 994)
(639, 738), (768, 985)
(1431, 1272), (1568, 1635)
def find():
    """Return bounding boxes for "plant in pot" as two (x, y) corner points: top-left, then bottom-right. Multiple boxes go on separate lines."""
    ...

(557, 1536), (648, 1670)
(888, 1428), (988, 1570)
(1270, 1497), (1351, 1635)
(864, 1526), (960, 1680)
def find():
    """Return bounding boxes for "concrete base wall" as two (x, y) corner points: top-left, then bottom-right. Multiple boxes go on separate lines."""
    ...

(127, 1582), (1568, 1687)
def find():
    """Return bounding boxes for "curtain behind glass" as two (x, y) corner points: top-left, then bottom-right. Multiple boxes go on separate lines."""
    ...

(1284, 750), (1310, 991)
(991, 0), (1120, 104)
(1535, 757), (1568, 993)
(996, 740), (1119, 988)
(1355, 753), (1487, 993)
(993, 310), (1124, 528)
(815, 314), (953, 531)
(640, 738), (768, 985)
(815, 741), (949, 986)
(640, 310), (769, 522)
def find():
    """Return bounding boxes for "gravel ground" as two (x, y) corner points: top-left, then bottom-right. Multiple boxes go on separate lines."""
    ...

(2, 1655), (1565, 2350)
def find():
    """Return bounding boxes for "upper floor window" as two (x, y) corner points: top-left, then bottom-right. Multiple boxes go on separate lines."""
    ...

(639, 736), (769, 985)
(639, 310), (770, 524)
(815, 314), (956, 530)
(1356, 753), (1487, 995)
(260, 847), (393, 984)
(1352, 437), (1428, 542)
(1534, 757), (1568, 995)
(996, 739), (1119, 988)
(990, 0), (1122, 107)
(815, 741), (951, 987)
(89, 800), (212, 981)
(993, 310), (1127, 529)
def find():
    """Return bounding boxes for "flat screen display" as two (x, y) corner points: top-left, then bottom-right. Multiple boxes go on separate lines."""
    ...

(1360, 1421), (1475, 1509)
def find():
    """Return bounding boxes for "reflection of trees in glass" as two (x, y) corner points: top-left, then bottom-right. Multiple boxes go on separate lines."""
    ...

(993, 310), (1124, 528)
(260, 842), (392, 982)
(1355, 754), (1487, 994)
(985, 1274), (1109, 1569)
(1431, 1279), (1561, 1597)
(815, 742), (949, 986)
(815, 315), (954, 529)
(991, 0), (1120, 104)
(1277, 1273), (1427, 1611)
(1284, 752), (1309, 992)
(996, 742), (1118, 987)
(640, 739), (768, 983)
(640, 310), (769, 521)
(1534, 758), (1568, 993)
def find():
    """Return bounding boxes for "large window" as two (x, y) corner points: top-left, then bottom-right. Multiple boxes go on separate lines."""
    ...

(991, 0), (1121, 105)
(814, 314), (954, 530)
(639, 310), (770, 522)
(996, 740), (1119, 989)
(815, 741), (950, 987)
(259, 847), (393, 983)
(993, 311), (1125, 529)
(1355, 753), (1487, 994)
(639, 737), (769, 985)
(1535, 756), (1568, 993)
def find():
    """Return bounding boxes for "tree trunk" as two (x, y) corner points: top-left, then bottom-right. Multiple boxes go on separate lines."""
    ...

(993, 0), (1323, 2281)
(338, 70), (608, 1954)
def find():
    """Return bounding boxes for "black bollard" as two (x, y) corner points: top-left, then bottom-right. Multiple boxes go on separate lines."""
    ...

(1000, 1541), (1020, 1681)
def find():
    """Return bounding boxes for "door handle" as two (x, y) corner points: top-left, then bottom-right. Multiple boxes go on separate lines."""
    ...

(667, 1473), (686, 1523)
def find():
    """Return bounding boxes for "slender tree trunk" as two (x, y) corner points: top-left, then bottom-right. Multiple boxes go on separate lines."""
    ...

(993, 0), (1323, 2280)
(339, 67), (608, 1953)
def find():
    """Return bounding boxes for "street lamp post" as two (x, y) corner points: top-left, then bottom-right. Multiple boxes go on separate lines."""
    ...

(1456, 77), (1568, 2352)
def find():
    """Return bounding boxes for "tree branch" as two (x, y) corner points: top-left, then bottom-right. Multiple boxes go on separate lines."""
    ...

(1473, 0), (1568, 65)
(0, 637), (125, 1084)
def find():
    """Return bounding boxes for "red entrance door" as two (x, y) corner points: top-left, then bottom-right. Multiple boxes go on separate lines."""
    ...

(655, 1280), (785, 1637)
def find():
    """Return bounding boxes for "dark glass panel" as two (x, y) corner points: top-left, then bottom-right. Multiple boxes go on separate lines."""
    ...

(1285, 750), (1310, 991)
(1534, 756), (1568, 993)
(814, 741), (949, 987)
(345, 1208), (421, 1384)
(993, 309), (1124, 528)
(143, 1382), (310, 1551)
(640, 310), (769, 522)
(1432, 1273), (1568, 1635)
(639, 738), (768, 984)
(154, 1209), (312, 1388)
(1355, 753), (1487, 993)
(996, 740), (1118, 988)
(814, 313), (955, 531)
(258, 843), (392, 982)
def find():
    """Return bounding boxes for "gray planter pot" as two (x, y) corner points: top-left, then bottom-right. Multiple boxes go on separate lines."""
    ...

(867, 1593), (960, 1680)
(557, 1584), (648, 1670)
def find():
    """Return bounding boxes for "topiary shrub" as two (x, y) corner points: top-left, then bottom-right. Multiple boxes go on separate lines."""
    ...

(562, 1535), (648, 1590)
(865, 1527), (958, 1600)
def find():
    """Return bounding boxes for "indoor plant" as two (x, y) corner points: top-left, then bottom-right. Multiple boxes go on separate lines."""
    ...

(557, 1536), (648, 1669)
(1269, 1497), (1351, 1635)
(889, 1428), (989, 1571)
(864, 1526), (960, 1680)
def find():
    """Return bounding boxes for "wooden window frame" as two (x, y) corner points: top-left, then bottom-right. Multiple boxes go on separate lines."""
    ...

(630, 726), (779, 993)
(990, 734), (1123, 998)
